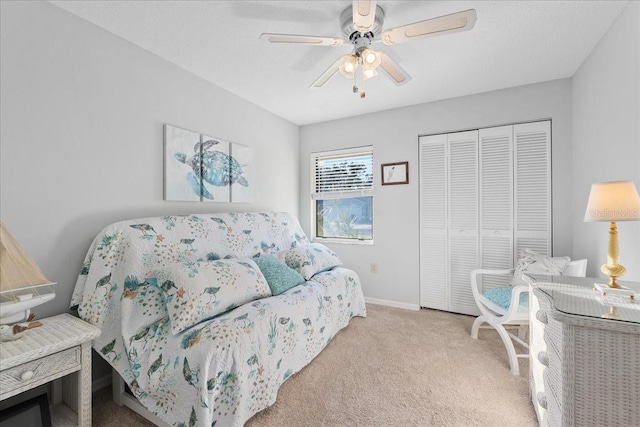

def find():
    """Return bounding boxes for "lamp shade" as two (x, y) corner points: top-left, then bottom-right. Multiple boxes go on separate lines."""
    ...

(584, 181), (640, 222)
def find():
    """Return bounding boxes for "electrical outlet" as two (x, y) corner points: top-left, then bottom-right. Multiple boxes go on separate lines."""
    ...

(370, 263), (377, 273)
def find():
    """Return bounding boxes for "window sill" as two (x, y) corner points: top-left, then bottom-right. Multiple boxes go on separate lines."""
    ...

(312, 237), (374, 246)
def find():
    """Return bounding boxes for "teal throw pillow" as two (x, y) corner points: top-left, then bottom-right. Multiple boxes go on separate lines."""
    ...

(253, 255), (305, 296)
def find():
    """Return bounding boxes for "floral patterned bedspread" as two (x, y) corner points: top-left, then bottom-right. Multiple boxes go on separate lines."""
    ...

(71, 212), (366, 426)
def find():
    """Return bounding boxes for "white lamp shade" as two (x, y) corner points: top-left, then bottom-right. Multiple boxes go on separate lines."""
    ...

(584, 181), (640, 222)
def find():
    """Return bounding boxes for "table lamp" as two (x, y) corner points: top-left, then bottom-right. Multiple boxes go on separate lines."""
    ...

(584, 181), (640, 289)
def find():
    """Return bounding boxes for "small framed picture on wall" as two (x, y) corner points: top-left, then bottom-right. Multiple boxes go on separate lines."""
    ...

(381, 161), (409, 185)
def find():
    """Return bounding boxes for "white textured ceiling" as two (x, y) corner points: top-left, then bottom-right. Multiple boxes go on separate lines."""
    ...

(49, 1), (628, 126)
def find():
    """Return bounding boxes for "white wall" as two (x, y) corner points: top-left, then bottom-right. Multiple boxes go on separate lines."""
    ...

(572, 1), (640, 281)
(300, 79), (573, 307)
(0, 1), (300, 320)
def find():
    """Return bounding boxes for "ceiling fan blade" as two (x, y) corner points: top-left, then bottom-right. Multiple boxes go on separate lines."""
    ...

(352, 0), (377, 33)
(378, 52), (412, 86)
(260, 33), (344, 46)
(310, 55), (351, 88)
(382, 9), (477, 45)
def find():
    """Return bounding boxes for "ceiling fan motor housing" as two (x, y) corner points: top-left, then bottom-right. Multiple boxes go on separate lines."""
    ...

(340, 5), (385, 42)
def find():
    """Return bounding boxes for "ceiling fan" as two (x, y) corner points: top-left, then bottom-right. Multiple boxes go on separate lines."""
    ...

(260, 0), (477, 96)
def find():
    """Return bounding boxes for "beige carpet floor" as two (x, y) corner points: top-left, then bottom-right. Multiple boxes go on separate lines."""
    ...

(92, 304), (536, 426)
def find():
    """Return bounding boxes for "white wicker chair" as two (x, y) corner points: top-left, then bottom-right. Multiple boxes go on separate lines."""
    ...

(470, 258), (587, 375)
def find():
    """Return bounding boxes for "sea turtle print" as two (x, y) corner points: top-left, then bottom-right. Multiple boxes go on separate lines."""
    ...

(174, 139), (248, 200)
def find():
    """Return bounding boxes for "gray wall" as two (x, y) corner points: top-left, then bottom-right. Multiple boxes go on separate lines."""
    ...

(572, 0), (640, 281)
(0, 1), (300, 321)
(300, 79), (574, 308)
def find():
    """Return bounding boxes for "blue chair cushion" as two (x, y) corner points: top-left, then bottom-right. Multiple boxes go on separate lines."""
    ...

(482, 286), (529, 312)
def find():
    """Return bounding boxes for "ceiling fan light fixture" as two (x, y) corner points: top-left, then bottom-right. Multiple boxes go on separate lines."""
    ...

(361, 48), (382, 69)
(363, 67), (378, 81)
(339, 54), (359, 78)
(365, 52), (375, 64)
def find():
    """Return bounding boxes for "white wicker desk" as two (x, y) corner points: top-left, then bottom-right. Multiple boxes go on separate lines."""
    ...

(0, 313), (100, 426)
(529, 276), (640, 427)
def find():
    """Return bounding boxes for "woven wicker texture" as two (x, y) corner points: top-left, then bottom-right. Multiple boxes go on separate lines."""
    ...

(572, 327), (640, 426)
(0, 314), (100, 369)
(0, 314), (100, 425)
(529, 284), (549, 426)
(531, 281), (640, 427)
(1, 347), (79, 398)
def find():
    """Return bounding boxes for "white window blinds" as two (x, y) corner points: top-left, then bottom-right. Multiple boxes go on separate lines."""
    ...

(312, 147), (374, 200)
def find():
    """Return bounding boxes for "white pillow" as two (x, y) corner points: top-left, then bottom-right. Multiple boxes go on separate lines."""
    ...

(148, 258), (271, 334)
(276, 243), (343, 280)
(511, 249), (571, 286)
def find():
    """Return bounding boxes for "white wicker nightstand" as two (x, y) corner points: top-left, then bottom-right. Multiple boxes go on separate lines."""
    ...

(529, 276), (640, 427)
(0, 313), (100, 426)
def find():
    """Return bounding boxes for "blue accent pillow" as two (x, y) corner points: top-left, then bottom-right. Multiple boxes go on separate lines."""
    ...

(253, 255), (305, 296)
(482, 286), (529, 312)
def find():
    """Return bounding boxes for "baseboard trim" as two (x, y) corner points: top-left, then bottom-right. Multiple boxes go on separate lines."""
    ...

(365, 297), (420, 311)
(92, 374), (112, 393)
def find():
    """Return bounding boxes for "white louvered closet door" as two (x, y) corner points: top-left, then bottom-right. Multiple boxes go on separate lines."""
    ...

(419, 134), (448, 310)
(419, 120), (550, 315)
(514, 121), (551, 258)
(447, 131), (479, 315)
(479, 126), (513, 293)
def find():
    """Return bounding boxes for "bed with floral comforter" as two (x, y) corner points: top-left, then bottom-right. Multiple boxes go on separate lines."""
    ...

(71, 212), (366, 426)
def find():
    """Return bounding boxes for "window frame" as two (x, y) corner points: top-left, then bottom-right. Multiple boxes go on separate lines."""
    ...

(310, 146), (374, 245)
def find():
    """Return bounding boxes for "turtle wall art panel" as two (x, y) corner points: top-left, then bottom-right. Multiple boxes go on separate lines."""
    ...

(164, 124), (202, 201)
(200, 135), (231, 203)
(163, 124), (252, 203)
(230, 143), (253, 203)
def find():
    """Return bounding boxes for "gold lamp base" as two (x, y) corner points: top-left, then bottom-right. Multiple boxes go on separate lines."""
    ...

(601, 221), (627, 289)
(601, 267), (626, 289)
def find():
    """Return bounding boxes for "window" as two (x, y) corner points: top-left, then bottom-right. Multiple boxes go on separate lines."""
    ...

(311, 146), (374, 242)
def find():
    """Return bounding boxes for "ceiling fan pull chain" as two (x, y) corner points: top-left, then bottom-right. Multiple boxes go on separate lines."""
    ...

(353, 59), (361, 94)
